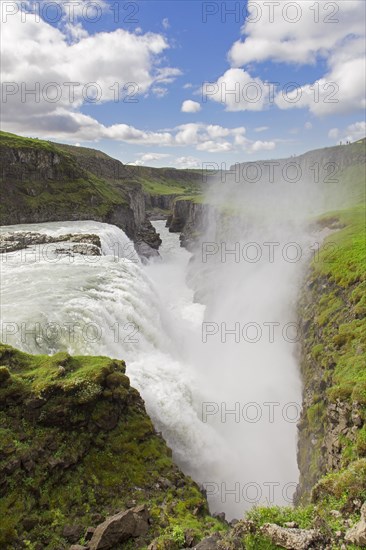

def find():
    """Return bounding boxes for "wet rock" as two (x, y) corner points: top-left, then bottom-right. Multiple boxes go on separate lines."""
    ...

(345, 501), (366, 546)
(0, 239), (24, 253)
(25, 397), (46, 410)
(261, 524), (325, 549)
(21, 455), (36, 472)
(88, 504), (149, 549)
(0, 231), (102, 254)
(23, 517), (38, 531)
(55, 244), (101, 256)
(125, 500), (137, 509)
(135, 240), (160, 262)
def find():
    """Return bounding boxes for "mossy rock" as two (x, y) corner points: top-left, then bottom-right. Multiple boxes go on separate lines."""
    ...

(0, 344), (225, 548)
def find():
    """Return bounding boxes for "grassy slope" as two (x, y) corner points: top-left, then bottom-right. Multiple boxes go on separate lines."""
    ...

(0, 132), (129, 224)
(0, 344), (225, 549)
(0, 131), (205, 224)
(238, 141), (366, 548)
(54, 141), (204, 198)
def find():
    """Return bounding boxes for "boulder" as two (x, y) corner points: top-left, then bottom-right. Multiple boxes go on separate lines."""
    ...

(261, 524), (324, 549)
(193, 533), (222, 549)
(62, 524), (83, 543)
(88, 505), (149, 550)
(213, 511), (226, 523)
(345, 501), (366, 546)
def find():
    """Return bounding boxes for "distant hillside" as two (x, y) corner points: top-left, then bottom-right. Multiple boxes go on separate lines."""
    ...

(0, 132), (203, 249)
(231, 138), (366, 208)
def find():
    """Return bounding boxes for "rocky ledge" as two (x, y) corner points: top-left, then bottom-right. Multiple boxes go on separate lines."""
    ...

(0, 344), (225, 549)
(0, 231), (102, 255)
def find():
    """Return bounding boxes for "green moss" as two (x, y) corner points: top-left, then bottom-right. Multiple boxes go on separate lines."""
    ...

(313, 205), (366, 288)
(0, 343), (223, 549)
(307, 402), (326, 431)
(239, 460), (366, 547)
(246, 505), (314, 529)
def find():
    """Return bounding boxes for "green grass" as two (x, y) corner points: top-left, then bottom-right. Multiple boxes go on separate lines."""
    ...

(313, 205), (366, 287)
(0, 344), (226, 549)
(239, 461), (366, 548)
(0, 131), (207, 226)
(0, 131), (59, 152)
(241, 143), (365, 547)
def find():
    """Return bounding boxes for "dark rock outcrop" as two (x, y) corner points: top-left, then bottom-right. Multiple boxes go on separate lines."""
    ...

(88, 505), (149, 549)
(168, 199), (211, 250)
(0, 134), (162, 255)
(0, 344), (217, 549)
(0, 231), (102, 254)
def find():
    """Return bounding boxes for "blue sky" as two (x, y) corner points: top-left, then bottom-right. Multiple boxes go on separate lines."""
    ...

(2, 0), (365, 167)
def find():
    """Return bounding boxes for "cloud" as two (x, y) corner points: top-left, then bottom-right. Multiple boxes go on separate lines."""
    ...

(152, 87), (168, 98)
(174, 123), (249, 153)
(0, 11), (278, 157)
(274, 39), (366, 116)
(229, 0), (365, 66)
(215, 1), (366, 117)
(328, 128), (339, 139)
(175, 156), (201, 169)
(254, 126), (269, 133)
(162, 18), (170, 29)
(346, 121), (366, 140)
(202, 68), (269, 112)
(250, 141), (276, 152)
(197, 141), (233, 153)
(183, 83), (193, 89)
(134, 152), (171, 165)
(329, 121), (366, 143)
(181, 100), (201, 113)
(1, 6), (181, 135)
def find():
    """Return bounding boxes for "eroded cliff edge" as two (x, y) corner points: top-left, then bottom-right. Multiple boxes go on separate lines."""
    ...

(0, 132), (202, 256)
(0, 344), (226, 549)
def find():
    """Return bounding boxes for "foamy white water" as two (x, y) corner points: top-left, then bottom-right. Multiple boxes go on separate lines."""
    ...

(0, 213), (319, 518)
(0, 221), (228, 491)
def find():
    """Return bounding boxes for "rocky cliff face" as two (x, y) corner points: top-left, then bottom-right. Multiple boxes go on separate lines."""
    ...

(0, 134), (161, 253)
(144, 193), (178, 218)
(0, 344), (224, 549)
(296, 266), (365, 503)
(167, 199), (212, 249)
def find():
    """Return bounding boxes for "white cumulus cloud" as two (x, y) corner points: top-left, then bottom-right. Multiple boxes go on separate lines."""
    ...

(202, 68), (269, 112)
(181, 100), (201, 113)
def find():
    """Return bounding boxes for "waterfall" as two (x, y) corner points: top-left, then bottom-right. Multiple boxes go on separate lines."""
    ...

(0, 220), (229, 494)
(1, 208), (324, 518)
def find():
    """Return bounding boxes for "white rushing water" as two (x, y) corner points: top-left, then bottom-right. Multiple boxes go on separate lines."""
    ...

(0, 221), (229, 494)
(0, 213), (317, 518)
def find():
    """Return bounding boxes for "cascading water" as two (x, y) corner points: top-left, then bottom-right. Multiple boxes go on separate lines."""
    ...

(0, 195), (323, 518)
(0, 220), (229, 490)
